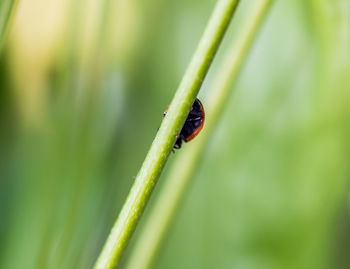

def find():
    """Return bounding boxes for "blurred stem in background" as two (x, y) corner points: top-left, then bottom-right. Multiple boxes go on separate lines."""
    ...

(94, 0), (241, 268)
(0, 0), (18, 51)
(125, 1), (274, 269)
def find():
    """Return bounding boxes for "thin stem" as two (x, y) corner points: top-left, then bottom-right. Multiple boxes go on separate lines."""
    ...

(125, 1), (274, 269)
(0, 0), (19, 51)
(93, 0), (240, 268)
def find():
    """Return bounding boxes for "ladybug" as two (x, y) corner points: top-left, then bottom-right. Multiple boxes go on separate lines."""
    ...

(163, 98), (205, 149)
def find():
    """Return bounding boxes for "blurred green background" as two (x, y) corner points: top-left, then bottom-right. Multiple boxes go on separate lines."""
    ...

(0, 0), (349, 269)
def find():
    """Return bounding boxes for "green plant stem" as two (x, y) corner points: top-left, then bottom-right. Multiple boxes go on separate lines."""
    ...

(0, 0), (19, 51)
(93, 0), (240, 268)
(125, 1), (274, 269)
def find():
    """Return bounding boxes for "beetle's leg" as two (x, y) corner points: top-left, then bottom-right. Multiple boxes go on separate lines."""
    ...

(173, 136), (182, 149)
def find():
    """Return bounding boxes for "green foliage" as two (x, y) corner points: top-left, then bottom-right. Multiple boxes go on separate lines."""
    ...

(0, 0), (349, 269)
(0, 0), (17, 51)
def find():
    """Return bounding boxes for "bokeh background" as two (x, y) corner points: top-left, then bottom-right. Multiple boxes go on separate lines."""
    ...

(0, 0), (349, 269)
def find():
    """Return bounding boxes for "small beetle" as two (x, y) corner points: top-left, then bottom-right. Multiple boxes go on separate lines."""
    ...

(163, 98), (205, 149)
